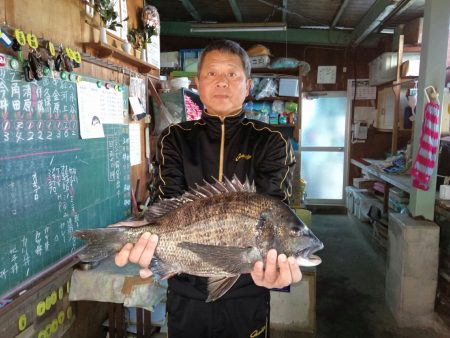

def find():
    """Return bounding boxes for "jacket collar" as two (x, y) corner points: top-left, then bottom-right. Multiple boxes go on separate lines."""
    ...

(201, 109), (245, 135)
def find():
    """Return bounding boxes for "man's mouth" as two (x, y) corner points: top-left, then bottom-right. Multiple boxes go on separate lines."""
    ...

(213, 94), (229, 99)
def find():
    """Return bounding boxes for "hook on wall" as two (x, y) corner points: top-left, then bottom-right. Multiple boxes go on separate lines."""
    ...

(424, 85), (440, 105)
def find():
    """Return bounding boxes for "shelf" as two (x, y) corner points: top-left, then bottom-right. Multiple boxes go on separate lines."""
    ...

(83, 42), (159, 74)
(377, 77), (418, 88)
(251, 67), (300, 76)
(403, 44), (422, 53)
(247, 96), (299, 102)
(268, 124), (296, 128)
(374, 127), (412, 133)
(351, 158), (411, 193)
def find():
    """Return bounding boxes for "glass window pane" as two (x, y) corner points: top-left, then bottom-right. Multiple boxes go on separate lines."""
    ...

(300, 151), (344, 200)
(301, 97), (347, 147)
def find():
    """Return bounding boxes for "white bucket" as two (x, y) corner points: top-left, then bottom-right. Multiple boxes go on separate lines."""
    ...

(170, 77), (190, 90)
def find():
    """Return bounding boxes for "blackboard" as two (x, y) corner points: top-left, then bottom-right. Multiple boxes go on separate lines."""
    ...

(0, 55), (131, 296)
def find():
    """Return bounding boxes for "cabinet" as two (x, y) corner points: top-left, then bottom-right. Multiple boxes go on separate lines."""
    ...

(246, 67), (303, 142)
(370, 35), (420, 155)
(375, 86), (409, 131)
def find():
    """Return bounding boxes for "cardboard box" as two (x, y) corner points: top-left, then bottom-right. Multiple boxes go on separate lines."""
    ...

(250, 55), (270, 68)
(353, 177), (376, 189)
(179, 48), (203, 70)
(279, 78), (299, 97)
(183, 58), (198, 72)
(146, 34), (160, 69)
(403, 17), (423, 45)
(160, 51), (179, 68)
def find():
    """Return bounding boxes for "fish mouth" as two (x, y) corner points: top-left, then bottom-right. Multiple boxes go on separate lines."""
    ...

(295, 242), (324, 267)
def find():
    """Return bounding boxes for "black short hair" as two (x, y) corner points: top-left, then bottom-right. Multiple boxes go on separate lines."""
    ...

(197, 40), (251, 78)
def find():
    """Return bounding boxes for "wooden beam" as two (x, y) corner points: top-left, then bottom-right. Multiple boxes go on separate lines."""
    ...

(331, 0), (351, 28)
(282, 0), (287, 22)
(179, 0), (202, 21)
(161, 21), (384, 47)
(0, 0), (6, 25)
(228, 0), (242, 22)
(350, 0), (402, 46)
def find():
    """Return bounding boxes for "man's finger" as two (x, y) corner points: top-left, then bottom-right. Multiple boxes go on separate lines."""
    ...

(129, 232), (151, 263)
(138, 234), (158, 268)
(288, 256), (302, 283)
(263, 249), (278, 284)
(115, 243), (133, 267)
(251, 261), (265, 284)
(139, 268), (153, 279)
(276, 254), (292, 288)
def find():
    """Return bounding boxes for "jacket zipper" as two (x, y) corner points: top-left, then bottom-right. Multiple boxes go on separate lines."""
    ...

(218, 118), (225, 182)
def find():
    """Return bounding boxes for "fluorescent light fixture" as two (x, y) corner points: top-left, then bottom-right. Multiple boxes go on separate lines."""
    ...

(190, 22), (287, 33)
(380, 28), (395, 34)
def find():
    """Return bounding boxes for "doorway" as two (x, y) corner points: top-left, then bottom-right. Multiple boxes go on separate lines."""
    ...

(300, 92), (349, 205)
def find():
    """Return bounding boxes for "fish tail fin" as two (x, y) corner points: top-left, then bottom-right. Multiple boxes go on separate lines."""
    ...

(73, 228), (128, 262)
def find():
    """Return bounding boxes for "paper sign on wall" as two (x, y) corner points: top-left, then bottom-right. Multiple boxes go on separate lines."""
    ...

(317, 65), (337, 84)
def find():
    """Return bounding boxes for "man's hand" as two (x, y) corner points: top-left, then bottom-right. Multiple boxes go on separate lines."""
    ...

(251, 249), (302, 289)
(114, 232), (158, 279)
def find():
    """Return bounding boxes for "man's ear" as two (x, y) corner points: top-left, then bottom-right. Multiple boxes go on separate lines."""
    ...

(195, 77), (200, 88)
(245, 78), (252, 96)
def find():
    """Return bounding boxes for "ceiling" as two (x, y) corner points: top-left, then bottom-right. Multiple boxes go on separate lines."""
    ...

(146, 0), (425, 47)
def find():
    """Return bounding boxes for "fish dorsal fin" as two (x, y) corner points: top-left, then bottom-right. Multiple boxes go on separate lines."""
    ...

(145, 175), (255, 221)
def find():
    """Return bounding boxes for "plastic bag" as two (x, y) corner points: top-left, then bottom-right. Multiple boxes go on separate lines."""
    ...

(251, 77), (278, 100)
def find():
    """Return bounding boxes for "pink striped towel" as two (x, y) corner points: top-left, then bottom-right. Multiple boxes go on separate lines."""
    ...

(410, 101), (441, 190)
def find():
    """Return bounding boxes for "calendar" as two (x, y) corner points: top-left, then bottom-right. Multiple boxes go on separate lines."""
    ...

(347, 79), (377, 100)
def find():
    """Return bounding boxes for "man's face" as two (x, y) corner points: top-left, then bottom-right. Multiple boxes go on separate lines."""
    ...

(195, 50), (251, 117)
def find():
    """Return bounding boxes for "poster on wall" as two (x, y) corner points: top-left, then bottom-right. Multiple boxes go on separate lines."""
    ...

(77, 81), (125, 139)
(146, 34), (160, 69)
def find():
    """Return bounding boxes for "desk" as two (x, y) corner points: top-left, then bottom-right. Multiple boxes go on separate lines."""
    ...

(351, 158), (411, 212)
(69, 257), (167, 338)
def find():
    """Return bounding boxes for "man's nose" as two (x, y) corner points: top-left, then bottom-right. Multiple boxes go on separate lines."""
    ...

(215, 74), (229, 87)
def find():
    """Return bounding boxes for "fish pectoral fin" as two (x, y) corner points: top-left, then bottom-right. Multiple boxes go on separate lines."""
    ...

(206, 276), (240, 302)
(178, 242), (262, 274)
(149, 257), (178, 279)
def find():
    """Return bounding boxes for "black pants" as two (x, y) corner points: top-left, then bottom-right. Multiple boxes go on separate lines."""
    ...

(166, 290), (270, 338)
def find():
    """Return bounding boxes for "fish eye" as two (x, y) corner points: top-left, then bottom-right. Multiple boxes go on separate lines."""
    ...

(289, 226), (302, 237)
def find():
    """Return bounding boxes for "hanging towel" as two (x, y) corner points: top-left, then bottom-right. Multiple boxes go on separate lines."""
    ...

(410, 101), (441, 190)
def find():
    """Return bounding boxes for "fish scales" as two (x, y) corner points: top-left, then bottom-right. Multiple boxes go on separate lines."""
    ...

(130, 193), (268, 276)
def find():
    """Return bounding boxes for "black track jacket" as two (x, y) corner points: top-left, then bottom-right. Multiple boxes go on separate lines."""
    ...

(152, 109), (296, 300)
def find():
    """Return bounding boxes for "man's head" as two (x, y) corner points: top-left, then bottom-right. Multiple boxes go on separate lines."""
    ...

(195, 40), (252, 117)
(197, 40), (251, 79)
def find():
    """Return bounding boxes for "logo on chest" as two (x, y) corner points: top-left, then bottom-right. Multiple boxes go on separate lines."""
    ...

(235, 153), (252, 162)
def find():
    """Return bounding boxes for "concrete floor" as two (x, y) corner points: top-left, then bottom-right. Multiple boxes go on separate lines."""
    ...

(311, 214), (450, 338)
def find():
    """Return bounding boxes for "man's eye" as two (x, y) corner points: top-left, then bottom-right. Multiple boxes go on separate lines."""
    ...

(207, 72), (215, 76)
(228, 73), (237, 77)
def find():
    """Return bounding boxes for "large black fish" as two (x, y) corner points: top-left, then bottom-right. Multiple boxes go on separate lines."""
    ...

(73, 176), (323, 302)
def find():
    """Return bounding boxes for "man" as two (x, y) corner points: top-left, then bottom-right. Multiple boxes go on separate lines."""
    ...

(116, 40), (301, 338)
